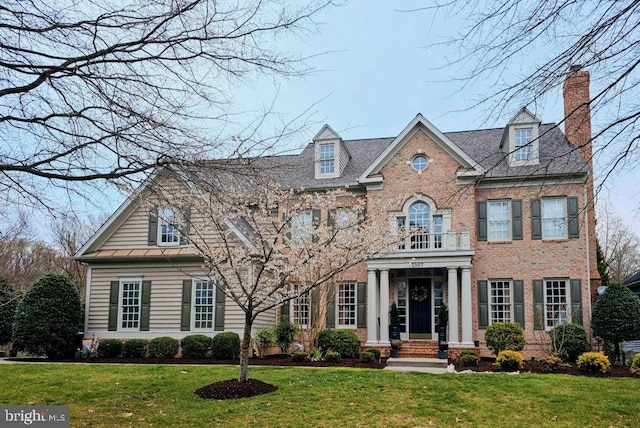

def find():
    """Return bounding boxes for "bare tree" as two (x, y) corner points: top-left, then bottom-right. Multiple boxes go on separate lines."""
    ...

(1, 0), (334, 210)
(598, 205), (640, 282)
(423, 1), (640, 192)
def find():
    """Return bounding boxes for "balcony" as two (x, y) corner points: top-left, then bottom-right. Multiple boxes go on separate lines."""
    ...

(398, 230), (471, 252)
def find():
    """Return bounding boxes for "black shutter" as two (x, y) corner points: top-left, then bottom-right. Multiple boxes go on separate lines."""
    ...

(533, 279), (544, 330)
(478, 280), (488, 329)
(568, 197), (579, 238)
(148, 206), (158, 245)
(280, 300), (290, 319)
(357, 282), (366, 328)
(108, 281), (119, 331)
(326, 286), (336, 328)
(310, 289), (318, 326)
(312, 209), (321, 243)
(477, 202), (487, 241)
(140, 280), (151, 331)
(512, 200), (523, 240)
(513, 280), (524, 328)
(328, 209), (336, 228)
(181, 279), (192, 331)
(180, 206), (191, 245)
(570, 279), (583, 325)
(283, 212), (291, 242)
(531, 199), (542, 239)
(214, 284), (225, 331)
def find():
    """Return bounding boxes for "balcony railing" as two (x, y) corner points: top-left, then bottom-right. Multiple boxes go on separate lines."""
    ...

(398, 230), (471, 252)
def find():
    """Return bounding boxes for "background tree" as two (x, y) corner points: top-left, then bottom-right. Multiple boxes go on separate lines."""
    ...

(0, 0), (334, 211)
(591, 282), (640, 364)
(597, 205), (640, 282)
(0, 277), (18, 346)
(12, 273), (82, 358)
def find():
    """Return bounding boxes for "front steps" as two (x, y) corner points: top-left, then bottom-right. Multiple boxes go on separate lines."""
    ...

(385, 357), (450, 374)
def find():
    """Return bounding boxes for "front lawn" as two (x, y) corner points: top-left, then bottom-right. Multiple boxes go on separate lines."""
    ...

(2, 363), (638, 427)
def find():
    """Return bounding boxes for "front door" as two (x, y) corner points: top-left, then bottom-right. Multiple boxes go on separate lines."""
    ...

(409, 278), (431, 339)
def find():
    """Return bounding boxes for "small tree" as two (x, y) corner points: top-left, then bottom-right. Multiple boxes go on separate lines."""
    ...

(484, 322), (525, 356)
(12, 273), (82, 358)
(591, 281), (640, 364)
(274, 316), (298, 354)
(0, 277), (18, 345)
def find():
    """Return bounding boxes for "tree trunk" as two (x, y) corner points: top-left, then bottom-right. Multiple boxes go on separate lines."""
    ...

(238, 311), (253, 382)
(614, 341), (621, 365)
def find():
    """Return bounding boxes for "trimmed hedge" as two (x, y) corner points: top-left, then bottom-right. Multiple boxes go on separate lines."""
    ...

(367, 348), (381, 359)
(148, 336), (179, 358)
(549, 323), (587, 362)
(485, 322), (525, 356)
(122, 339), (148, 358)
(495, 350), (524, 371)
(458, 350), (479, 367)
(577, 352), (610, 374)
(359, 351), (375, 363)
(291, 351), (307, 362)
(325, 351), (342, 363)
(317, 329), (361, 358)
(181, 334), (211, 359)
(97, 339), (123, 358)
(211, 332), (240, 359)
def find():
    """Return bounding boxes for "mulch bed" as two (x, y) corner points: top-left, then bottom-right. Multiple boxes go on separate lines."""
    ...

(455, 358), (636, 378)
(195, 378), (278, 399)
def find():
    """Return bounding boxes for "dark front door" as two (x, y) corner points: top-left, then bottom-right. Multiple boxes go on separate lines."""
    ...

(409, 278), (431, 337)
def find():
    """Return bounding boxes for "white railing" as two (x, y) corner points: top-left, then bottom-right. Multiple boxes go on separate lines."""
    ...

(398, 230), (471, 252)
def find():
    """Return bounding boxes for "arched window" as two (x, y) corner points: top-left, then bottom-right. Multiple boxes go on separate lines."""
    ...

(397, 199), (443, 250)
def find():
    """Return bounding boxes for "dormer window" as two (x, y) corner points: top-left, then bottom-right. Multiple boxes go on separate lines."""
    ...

(504, 108), (541, 167)
(320, 143), (335, 175)
(515, 128), (532, 161)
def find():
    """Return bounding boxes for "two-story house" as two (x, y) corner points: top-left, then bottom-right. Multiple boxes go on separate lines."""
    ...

(76, 67), (598, 357)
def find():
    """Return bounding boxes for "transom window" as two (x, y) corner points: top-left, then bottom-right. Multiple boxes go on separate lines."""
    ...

(158, 207), (180, 245)
(193, 280), (214, 329)
(291, 285), (310, 326)
(120, 280), (141, 329)
(337, 283), (357, 327)
(545, 279), (568, 328)
(488, 201), (510, 241)
(320, 143), (335, 174)
(490, 280), (512, 323)
(515, 128), (532, 161)
(412, 155), (428, 172)
(542, 198), (566, 239)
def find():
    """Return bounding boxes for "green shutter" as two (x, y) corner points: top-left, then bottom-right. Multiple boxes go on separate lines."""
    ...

(477, 202), (487, 241)
(531, 199), (542, 239)
(328, 209), (336, 228)
(357, 282), (366, 328)
(108, 281), (119, 331)
(214, 284), (225, 331)
(512, 200), (523, 240)
(326, 286), (336, 328)
(533, 279), (544, 330)
(570, 279), (583, 325)
(181, 279), (192, 331)
(312, 209), (321, 243)
(148, 206), (158, 245)
(180, 206), (191, 245)
(283, 212), (291, 242)
(140, 280), (151, 331)
(280, 300), (290, 319)
(568, 197), (579, 238)
(310, 289), (318, 326)
(478, 280), (488, 329)
(513, 280), (524, 328)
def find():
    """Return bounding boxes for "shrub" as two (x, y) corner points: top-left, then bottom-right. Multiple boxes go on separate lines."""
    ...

(255, 327), (275, 358)
(148, 337), (179, 358)
(122, 339), (148, 358)
(577, 352), (610, 374)
(360, 351), (375, 363)
(631, 354), (640, 376)
(485, 322), (525, 356)
(495, 350), (524, 371)
(458, 350), (479, 367)
(274, 315), (298, 354)
(75, 349), (91, 359)
(317, 329), (361, 358)
(97, 339), (123, 358)
(325, 351), (342, 363)
(181, 334), (211, 359)
(0, 278), (17, 346)
(211, 332), (240, 359)
(367, 348), (381, 359)
(12, 274), (82, 358)
(540, 355), (563, 372)
(549, 323), (587, 362)
(291, 351), (307, 362)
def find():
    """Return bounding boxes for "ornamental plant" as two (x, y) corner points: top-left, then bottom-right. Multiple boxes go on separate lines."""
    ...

(630, 354), (640, 376)
(0, 278), (17, 346)
(577, 352), (610, 374)
(549, 323), (587, 362)
(495, 350), (524, 371)
(121, 339), (148, 358)
(211, 332), (240, 359)
(485, 322), (525, 356)
(180, 334), (211, 359)
(458, 350), (479, 367)
(148, 336), (179, 358)
(97, 339), (123, 358)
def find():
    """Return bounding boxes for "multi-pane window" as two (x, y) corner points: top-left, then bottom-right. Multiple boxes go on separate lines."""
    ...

(335, 208), (358, 228)
(412, 155), (428, 172)
(515, 128), (532, 161)
(490, 280), (512, 323)
(410, 201), (430, 249)
(291, 286), (310, 326)
(193, 280), (214, 329)
(545, 279), (568, 328)
(488, 201), (510, 241)
(120, 280), (141, 329)
(320, 143), (335, 174)
(158, 207), (180, 245)
(291, 210), (313, 241)
(337, 283), (357, 327)
(542, 198), (566, 239)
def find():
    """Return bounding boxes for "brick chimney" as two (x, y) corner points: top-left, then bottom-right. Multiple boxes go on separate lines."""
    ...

(563, 65), (599, 292)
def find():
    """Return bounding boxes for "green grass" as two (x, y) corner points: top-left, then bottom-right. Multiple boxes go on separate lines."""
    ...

(1, 363), (639, 427)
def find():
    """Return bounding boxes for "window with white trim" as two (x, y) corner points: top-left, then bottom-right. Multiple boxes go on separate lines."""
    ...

(158, 206), (180, 245)
(120, 280), (141, 329)
(291, 285), (310, 327)
(545, 279), (568, 328)
(490, 280), (512, 323)
(335, 208), (358, 229)
(542, 198), (566, 239)
(488, 201), (511, 241)
(515, 128), (532, 161)
(291, 210), (313, 241)
(193, 280), (214, 329)
(337, 282), (357, 327)
(319, 143), (335, 175)
(411, 155), (428, 172)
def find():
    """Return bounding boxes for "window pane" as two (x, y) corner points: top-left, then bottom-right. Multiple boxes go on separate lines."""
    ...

(515, 128), (532, 161)
(338, 283), (356, 326)
(490, 281), (511, 323)
(194, 281), (214, 329)
(291, 211), (313, 241)
(320, 144), (335, 174)
(292, 285), (310, 326)
(121, 281), (140, 329)
(159, 207), (180, 244)
(488, 201), (510, 240)
(409, 202), (430, 249)
(545, 280), (568, 328)
(542, 199), (566, 238)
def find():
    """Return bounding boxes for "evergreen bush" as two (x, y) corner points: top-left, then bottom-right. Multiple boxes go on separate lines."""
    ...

(97, 339), (123, 358)
(317, 329), (361, 358)
(274, 315), (298, 354)
(540, 355), (563, 372)
(458, 350), (479, 367)
(485, 322), (525, 356)
(495, 350), (524, 371)
(0, 278), (17, 346)
(181, 334), (211, 359)
(211, 332), (240, 359)
(325, 351), (342, 363)
(122, 339), (148, 358)
(359, 351), (375, 363)
(291, 351), (307, 362)
(549, 323), (587, 362)
(148, 336), (179, 358)
(577, 352), (610, 373)
(367, 348), (381, 359)
(630, 354), (640, 376)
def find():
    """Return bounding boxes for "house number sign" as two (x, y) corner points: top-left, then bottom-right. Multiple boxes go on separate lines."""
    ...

(411, 262), (424, 268)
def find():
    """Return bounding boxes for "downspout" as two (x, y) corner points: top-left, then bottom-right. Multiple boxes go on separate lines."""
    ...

(584, 185), (593, 335)
(84, 265), (92, 336)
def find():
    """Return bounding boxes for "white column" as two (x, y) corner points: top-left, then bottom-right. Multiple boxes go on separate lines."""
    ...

(379, 269), (390, 346)
(365, 269), (378, 346)
(447, 266), (459, 345)
(461, 266), (473, 346)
